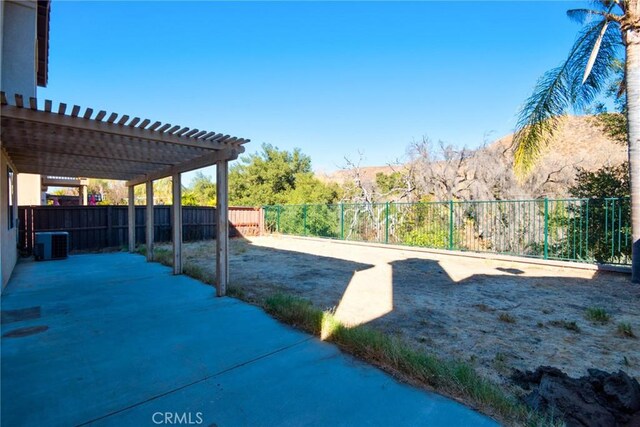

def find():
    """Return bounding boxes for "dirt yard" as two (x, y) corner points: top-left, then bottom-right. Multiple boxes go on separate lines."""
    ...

(157, 235), (640, 387)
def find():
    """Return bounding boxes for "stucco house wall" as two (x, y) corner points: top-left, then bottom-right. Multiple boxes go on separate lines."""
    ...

(0, 0), (39, 289)
(1, 150), (19, 289)
(1, 0), (37, 100)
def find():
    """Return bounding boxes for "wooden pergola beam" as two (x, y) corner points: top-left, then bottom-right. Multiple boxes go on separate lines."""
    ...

(9, 152), (171, 170)
(126, 146), (244, 187)
(41, 176), (88, 187)
(1, 104), (247, 151)
(15, 165), (133, 181)
(1, 132), (207, 162)
(1, 93), (249, 297)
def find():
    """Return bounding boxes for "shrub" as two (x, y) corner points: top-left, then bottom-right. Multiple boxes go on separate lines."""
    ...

(585, 307), (611, 323)
(498, 313), (516, 323)
(549, 320), (581, 333)
(617, 322), (635, 338)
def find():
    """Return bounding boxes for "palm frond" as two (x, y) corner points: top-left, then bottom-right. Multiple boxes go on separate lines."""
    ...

(571, 20), (621, 107)
(512, 19), (622, 177)
(591, 0), (623, 12)
(583, 21), (609, 83)
(567, 8), (604, 24)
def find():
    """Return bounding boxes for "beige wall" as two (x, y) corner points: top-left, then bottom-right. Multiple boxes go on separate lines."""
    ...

(1, 150), (19, 290)
(1, 0), (39, 290)
(17, 173), (43, 205)
(1, 0), (37, 100)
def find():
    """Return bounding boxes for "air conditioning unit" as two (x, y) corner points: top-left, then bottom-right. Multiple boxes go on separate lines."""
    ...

(34, 232), (69, 261)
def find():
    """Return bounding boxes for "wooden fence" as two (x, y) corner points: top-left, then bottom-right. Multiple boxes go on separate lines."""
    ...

(18, 205), (263, 254)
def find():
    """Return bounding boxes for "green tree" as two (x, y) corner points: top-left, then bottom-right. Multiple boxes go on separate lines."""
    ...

(133, 177), (172, 205)
(286, 173), (340, 205)
(376, 172), (402, 193)
(229, 143), (338, 206)
(569, 162), (630, 199)
(569, 162), (630, 262)
(181, 191), (199, 207)
(512, 0), (639, 281)
(596, 112), (628, 144)
(182, 172), (216, 206)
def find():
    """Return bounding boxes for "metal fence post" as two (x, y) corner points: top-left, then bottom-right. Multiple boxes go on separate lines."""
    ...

(585, 199), (589, 257)
(385, 202), (389, 244)
(449, 200), (454, 250)
(277, 205), (281, 233)
(340, 203), (344, 240)
(263, 206), (268, 233)
(303, 204), (307, 235)
(543, 198), (549, 260)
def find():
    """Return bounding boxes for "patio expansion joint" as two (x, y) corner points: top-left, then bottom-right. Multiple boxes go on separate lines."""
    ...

(75, 336), (314, 426)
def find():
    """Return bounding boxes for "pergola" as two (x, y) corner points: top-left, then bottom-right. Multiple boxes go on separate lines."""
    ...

(1, 92), (249, 296)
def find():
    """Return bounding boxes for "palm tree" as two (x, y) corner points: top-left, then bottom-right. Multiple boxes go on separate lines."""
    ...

(512, 0), (639, 282)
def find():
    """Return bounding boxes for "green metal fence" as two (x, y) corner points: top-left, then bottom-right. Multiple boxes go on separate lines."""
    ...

(263, 198), (631, 265)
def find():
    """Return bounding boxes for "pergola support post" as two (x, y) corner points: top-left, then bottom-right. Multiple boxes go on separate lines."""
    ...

(172, 173), (182, 275)
(128, 185), (135, 252)
(216, 160), (229, 297)
(79, 185), (87, 206)
(146, 180), (154, 262)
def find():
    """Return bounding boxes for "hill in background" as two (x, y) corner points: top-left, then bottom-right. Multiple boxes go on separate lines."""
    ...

(319, 115), (627, 199)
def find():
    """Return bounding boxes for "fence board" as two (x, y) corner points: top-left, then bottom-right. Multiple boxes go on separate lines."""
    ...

(18, 206), (263, 254)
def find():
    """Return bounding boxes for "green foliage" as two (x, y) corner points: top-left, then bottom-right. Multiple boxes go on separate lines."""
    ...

(375, 172), (403, 195)
(133, 177), (173, 205)
(265, 204), (341, 238)
(513, 7), (622, 176)
(304, 204), (340, 238)
(402, 229), (448, 249)
(182, 172), (216, 206)
(604, 59), (626, 113)
(585, 307), (611, 323)
(285, 173), (340, 205)
(549, 319), (581, 333)
(569, 162), (629, 199)
(153, 178), (173, 205)
(229, 143), (339, 206)
(180, 191), (199, 207)
(617, 322), (635, 338)
(595, 112), (627, 145)
(394, 202), (450, 249)
(568, 163), (630, 262)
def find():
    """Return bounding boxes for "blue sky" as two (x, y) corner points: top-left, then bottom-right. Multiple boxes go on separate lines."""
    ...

(39, 1), (586, 183)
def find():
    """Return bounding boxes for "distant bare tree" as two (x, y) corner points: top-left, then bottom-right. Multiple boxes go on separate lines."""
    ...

(341, 154), (376, 204)
(407, 138), (478, 200)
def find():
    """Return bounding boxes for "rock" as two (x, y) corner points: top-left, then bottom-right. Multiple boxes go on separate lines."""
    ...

(512, 366), (640, 427)
(592, 369), (640, 414)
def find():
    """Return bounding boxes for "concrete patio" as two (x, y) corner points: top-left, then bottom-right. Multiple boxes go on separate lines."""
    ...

(1, 253), (497, 426)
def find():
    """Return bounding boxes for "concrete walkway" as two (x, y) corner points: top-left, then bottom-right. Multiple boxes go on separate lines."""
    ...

(1, 253), (498, 426)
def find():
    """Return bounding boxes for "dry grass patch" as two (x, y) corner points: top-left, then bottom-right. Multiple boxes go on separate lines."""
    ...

(585, 307), (611, 323)
(263, 294), (560, 427)
(499, 313), (517, 324)
(548, 320), (581, 333)
(617, 322), (636, 339)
